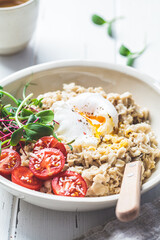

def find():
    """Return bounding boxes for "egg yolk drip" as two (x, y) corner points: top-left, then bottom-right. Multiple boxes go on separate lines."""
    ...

(74, 108), (112, 139)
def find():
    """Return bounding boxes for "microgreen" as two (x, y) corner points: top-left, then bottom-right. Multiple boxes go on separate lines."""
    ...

(30, 98), (43, 108)
(0, 86), (3, 98)
(24, 123), (53, 141)
(21, 109), (33, 117)
(23, 82), (30, 99)
(10, 127), (23, 146)
(68, 144), (73, 151)
(107, 23), (112, 37)
(0, 86), (58, 150)
(0, 139), (11, 152)
(66, 139), (75, 145)
(26, 114), (38, 124)
(23, 82), (37, 100)
(1, 105), (13, 117)
(17, 99), (23, 106)
(66, 139), (75, 151)
(15, 93), (33, 128)
(0, 89), (19, 106)
(52, 132), (60, 141)
(92, 14), (107, 25)
(119, 45), (130, 56)
(119, 44), (146, 66)
(10, 123), (53, 145)
(91, 14), (123, 38)
(36, 110), (54, 124)
(0, 141), (1, 155)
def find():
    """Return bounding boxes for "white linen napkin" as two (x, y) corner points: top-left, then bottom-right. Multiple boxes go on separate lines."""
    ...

(76, 198), (160, 240)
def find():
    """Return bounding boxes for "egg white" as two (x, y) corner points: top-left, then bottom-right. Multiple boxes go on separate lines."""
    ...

(51, 93), (118, 147)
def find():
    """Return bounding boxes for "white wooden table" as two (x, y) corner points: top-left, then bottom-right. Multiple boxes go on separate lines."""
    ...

(1, 0), (160, 239)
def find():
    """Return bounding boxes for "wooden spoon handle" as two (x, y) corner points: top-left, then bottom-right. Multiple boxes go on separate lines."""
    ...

(116, 161), (142, 222)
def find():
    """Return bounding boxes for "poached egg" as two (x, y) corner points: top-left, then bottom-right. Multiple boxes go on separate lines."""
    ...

(51, 93), (118, 147)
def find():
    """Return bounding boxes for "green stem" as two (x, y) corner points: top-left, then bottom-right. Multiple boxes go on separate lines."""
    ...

(2, 139), (10, 145)
(0, 90), (19, 106)
(15, 93), (33, 128)
(23, 82), (36, 100)
(138, 45), (146, 55)
(109, 16), (124, 24)
(66, 139), (75, 145)
(4, 104), (11, 108)
(1, 139), (10, 148)
(130, 45), (147, 58)
(23, 83), (30, 100)
(2, 104), (12, 115)
(9, 116), (29, 121)
(19, 138), (36, 143)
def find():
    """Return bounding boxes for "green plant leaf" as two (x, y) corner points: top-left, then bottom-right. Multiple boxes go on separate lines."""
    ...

(17, 99), (22, 106)
(37, 98), (43, 108)
(107, 23), (113, 37)
(92, 14), (107, 25)
(21, 109), (33, 117)
(127, 56), (135, 66)
(0, 86), (3, 98)
(26, 114), (38, 124)
(15, 93), (33, 128)
(119, 45), (131, 56)
(36, 110), (54, 124)
(2, 106), (12, 117)
(10, 127), (23, 146)
(24, 123), (53, 141)
(31, 98), (43, 107)
(2, 105), (17, 117)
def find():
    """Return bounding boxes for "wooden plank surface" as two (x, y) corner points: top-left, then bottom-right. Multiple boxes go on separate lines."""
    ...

(115, 0), (160, 80)
(0, 189), (13, 240)
(0, 38), (36, 240)
(14, 185), (160, 240)
(0, 0), (160, 239)
(35, 0), (115, 63)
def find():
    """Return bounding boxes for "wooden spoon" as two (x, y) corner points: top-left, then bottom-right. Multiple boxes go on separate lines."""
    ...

(115, 161), (142, 222)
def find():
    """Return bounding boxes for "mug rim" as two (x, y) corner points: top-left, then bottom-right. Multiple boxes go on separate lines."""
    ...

(0, 0), (35, 11)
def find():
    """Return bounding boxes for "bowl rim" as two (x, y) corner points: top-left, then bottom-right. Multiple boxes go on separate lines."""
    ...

(0, 59), (160, 204)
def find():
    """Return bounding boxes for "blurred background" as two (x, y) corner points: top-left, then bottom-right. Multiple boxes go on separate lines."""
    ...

(0, 0), (160, 80)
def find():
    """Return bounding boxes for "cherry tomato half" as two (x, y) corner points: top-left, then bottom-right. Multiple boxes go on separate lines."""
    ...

(0, 174), (11, 181)
(29, 148), (65, 180)
(0, 149), (21, 176)
(12, 166), (43, 191)
(52, 170), (87, 197)
(33, 136), (67, 158)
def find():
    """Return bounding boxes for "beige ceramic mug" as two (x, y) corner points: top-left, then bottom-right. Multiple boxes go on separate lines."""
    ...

(0, 0), (39, 55)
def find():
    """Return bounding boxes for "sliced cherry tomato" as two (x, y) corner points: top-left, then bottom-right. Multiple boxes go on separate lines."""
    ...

(0, 174), (11, 181)
(0, 149), (21, 176)
(29, 148), (65, 180)
(52, 170), (87, 197)
(33, 136), (67, 158)
(12, 166), (43, 191)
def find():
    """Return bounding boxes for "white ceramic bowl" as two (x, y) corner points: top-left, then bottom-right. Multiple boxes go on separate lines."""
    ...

(0, 60), (160, 211)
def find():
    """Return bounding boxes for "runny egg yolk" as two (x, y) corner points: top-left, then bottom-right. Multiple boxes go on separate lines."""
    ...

(74, 108), (110, 139)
